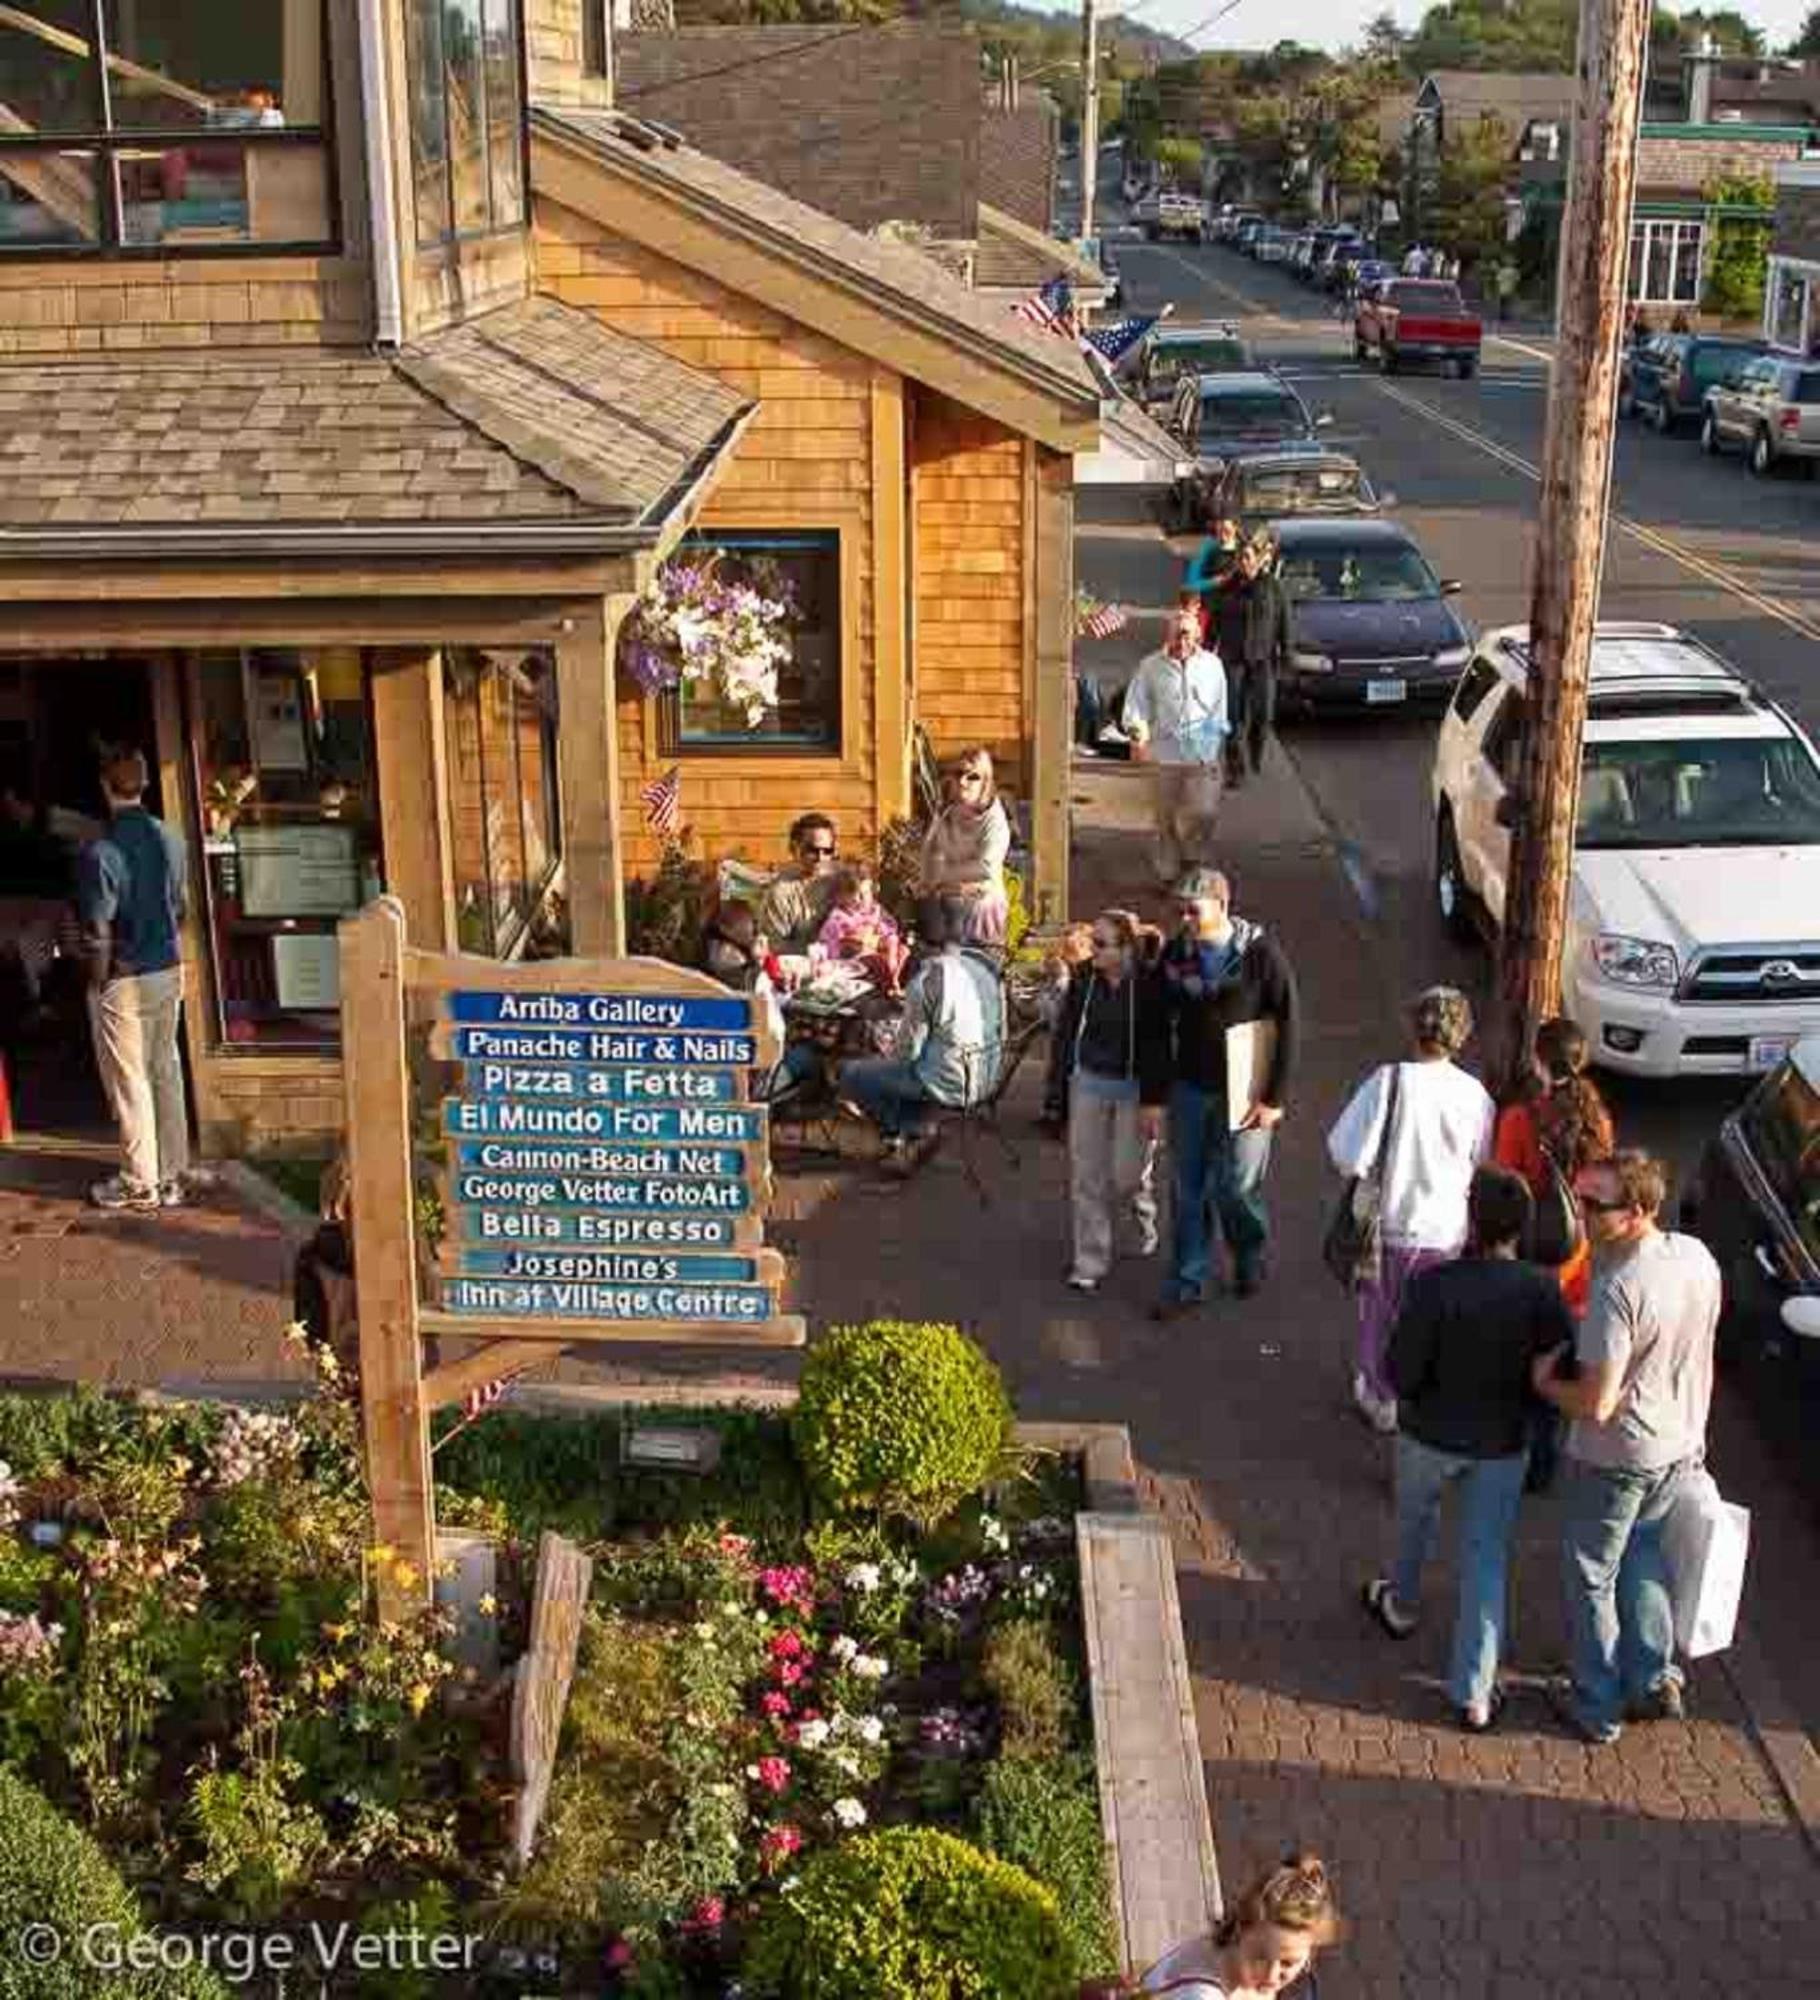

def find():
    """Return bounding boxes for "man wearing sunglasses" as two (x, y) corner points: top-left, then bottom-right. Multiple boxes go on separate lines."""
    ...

(1532, 1150), (1721, 1745)
(758, 812), (840, 955)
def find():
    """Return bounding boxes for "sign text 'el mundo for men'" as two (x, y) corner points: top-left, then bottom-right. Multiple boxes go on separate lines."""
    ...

(433, 980), (791, 1334)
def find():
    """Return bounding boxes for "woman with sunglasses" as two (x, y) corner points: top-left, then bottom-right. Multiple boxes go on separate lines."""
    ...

(1045, 908), (1170, 1292)
(920, 746), (1011, 948)
(1136, 1851), (1341, 1998)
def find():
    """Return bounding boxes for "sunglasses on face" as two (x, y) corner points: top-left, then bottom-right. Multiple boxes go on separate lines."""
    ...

(802, 842), (835, 858)
(1578, 1192), (1629, 1215)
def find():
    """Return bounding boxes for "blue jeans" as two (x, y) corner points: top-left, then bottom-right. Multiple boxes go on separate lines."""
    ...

(1166, 1081), (1272, 1300)
(1391, 1434), (1529, 1711)
(841, 1056), (934, 1139)
(1561, 1455), (1694, 1737)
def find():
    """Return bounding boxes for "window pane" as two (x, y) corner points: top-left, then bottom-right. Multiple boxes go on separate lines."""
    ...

(406, 0), (450, 246)
(443, 0), (488, 234)
(1647, 226), (1674, 303)
(0, 1), (100, 134)
(1673, 225), (1702, 304)
(117, 139), (330, 246)
(482, 0), (521, 228)
(443, 648), (561, 956)
(1775, 270), (1807, 350)
(670, 533), (843, 752)
(0, 148), (99, 244)
(191, 647), (381, 1049)
(512, 656), (557, 890)
(476, 653), (527, 938)
(1627, 224), (1644, 300)
(582, 0), (607, 77)
(101, 0), (308, 131)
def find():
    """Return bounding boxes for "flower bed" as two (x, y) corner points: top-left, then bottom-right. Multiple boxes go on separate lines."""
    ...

(0, 1323), (1115, 1997)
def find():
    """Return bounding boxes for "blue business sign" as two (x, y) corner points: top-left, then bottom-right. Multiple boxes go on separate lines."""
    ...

(439, 1275), (776, 1323)
(455, 1248), (762, 1285)
(448, 1025), (760, 1068)
(447, 991), (752, 1031)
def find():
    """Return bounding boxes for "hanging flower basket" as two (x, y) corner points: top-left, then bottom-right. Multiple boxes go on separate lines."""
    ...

(621, 554), (797, 731)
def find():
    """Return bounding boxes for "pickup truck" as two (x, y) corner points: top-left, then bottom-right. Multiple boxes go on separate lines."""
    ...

(1354, 279), (1482, 378)
(1147, 193), (1207, 243)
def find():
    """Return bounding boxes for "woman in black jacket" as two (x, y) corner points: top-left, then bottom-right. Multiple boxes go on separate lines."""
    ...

(1045, 909), (1172, 1293)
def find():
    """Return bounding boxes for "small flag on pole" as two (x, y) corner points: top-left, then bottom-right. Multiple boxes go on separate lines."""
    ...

(1011, 274), (1074, 337)
(463, 1377), (509, 1421)
(1074, 590), (1130, 641)
(640, 764), (682, 839)
(1082, 312), (1160, 367)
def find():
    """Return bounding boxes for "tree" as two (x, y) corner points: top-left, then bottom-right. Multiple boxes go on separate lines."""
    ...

(1702, 171), (1774, 319)
(1362, 10), (1412, 66)
(1790, 5), (1820, 52)
(1405, 0), (1579, 73)
(1652, 5), (1766, 58)
(1425, 111), (1515, 272)
(1155, 135), (1205, 185)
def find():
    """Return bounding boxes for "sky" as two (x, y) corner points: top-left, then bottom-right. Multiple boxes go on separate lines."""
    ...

(1040, 0), (1814, 61)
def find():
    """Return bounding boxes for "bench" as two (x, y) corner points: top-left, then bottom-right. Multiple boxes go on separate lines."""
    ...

(1078, 1512), (1223, 1977)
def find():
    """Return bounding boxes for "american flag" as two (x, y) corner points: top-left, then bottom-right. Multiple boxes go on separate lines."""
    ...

(463, 1376), (509, 1421)
(640, 764), (682, 839)
(1083, 313), (1160, 366)
(1011, 275), (1073, 337)
(1074, 591), (1130, 641)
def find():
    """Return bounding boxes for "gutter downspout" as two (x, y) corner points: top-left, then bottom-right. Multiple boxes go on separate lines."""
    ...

(358, 0), (405, 349)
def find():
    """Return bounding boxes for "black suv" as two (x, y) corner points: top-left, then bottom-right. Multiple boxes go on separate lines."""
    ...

(1627, 332), (1768, 434)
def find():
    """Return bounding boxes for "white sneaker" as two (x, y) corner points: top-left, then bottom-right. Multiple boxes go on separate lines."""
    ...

(1352, 1371), (1399, 1434)
(90, 1175), (160, 1213)
(1065, 1271), (1100, 1293)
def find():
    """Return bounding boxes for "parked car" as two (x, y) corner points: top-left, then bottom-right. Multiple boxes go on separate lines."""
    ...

(1700, 353), (1820, 476)
(1137, 322), (1253, 412)
(1681, 1037), (1820, 1511)
(1148, 192), (1207, 242)
(1431, 621), (1820, 1076)
(1273, 517), (1471, 713)
(1233, 218), (1268, 255)
(1253, 225), (1296, 264)
(1289, 231), (1318, 275)
(1218, 208), (1263, 244)
(1205, 449), (1382, 531)
(1354, 278), (1482, 377)
(1627, 331), (1768, 434)
(1161, 370), (1330, 531)
(1133, 188), (1162, 227)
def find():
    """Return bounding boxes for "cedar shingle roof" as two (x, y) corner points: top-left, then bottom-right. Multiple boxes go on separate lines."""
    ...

(614, 23), (981, 238)
(1418, 70), (1576, 136)
(0, 296), (750, 548)
(535, 107), (1098, 409)
(979, 100), (1058, 232)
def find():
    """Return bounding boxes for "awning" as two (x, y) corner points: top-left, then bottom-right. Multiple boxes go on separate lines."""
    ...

(1073, 395), (1183, 488)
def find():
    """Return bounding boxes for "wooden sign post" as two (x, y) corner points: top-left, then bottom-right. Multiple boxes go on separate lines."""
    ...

(338, 898), (804, 1616)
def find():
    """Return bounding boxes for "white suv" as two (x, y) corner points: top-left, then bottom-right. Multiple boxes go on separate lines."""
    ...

(1432, 622), (1820, 1078)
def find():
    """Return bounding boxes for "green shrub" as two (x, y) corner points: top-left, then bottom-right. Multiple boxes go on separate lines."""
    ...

(977, 1755), (1118, 1978)
(0, 1766), (231, 1997)
(744, 1826), (1075, 2000)
(793, 1321), (1013, 1529)
(982, 1620), (1075, 1763)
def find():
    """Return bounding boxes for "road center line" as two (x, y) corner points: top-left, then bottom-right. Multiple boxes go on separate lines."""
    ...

(1371, 376), (1820, 646)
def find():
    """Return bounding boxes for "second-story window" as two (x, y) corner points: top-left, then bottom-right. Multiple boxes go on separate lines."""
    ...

(0, 1), (335, 253)
(406, 0), (525, 250)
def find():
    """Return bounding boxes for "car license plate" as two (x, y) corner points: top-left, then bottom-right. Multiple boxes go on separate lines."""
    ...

(1365, 678), (1407, 705)
(1749, 1035), (1794, 1072)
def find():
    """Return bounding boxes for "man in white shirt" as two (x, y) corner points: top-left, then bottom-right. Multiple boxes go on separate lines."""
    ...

(1120, 605), (1230, 888)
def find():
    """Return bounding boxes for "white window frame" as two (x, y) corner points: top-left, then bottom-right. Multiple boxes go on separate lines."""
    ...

(1767, 256), (1818, 353)
(1628, 218), (1705, 305)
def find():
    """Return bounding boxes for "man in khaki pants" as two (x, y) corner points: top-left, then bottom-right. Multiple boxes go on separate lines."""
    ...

(1120, 604), (1230, 886)
(77, 749), (190, 1212)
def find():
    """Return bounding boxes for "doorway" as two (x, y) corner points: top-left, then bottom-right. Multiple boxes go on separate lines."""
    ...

(0, 655), (165, 1142)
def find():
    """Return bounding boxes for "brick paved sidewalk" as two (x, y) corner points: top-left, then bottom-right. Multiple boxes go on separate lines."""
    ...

(1, 747), (1817, 1995)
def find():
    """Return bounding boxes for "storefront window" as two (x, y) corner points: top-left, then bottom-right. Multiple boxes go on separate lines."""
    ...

(188, 649), (382, 1049)
(1628, 219), (1704, 305)
(406, 0), (525, 248)
(443, 649), (560, 957)
(0, 0), (333, 252)
(1773, 263), (1811, 352)
(667, 531), (843, 753)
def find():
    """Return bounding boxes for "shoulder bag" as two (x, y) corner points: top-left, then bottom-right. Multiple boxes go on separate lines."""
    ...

(1522, 1130), (1586, 1270)
(1321, 1062), (1403, 1293)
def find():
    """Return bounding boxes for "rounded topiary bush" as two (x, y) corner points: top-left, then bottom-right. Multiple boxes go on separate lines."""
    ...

(792, 1320), (1014, 1526)
(0, 1768), (231, 1997)
(744, 1826), (1075, 2000)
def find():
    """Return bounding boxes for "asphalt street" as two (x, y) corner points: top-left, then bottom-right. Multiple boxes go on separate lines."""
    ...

(1076, 225), (1820, 1181)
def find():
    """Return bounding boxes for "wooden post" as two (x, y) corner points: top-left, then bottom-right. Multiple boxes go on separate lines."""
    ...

(1495, 0), (1652, 1085)
(1077, 0), (1099, 248)
(339, 897), (436, 1617)
(555, 602), (629, 958)
(1030, 445), (1076, 929)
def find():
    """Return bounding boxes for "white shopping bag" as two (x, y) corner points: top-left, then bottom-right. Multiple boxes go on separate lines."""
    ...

(1661, 1467), (1750, 1658)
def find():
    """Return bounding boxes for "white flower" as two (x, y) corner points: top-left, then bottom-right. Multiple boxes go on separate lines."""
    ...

(829, 1748), (861, 1777)
(828, 1634), (859, 1666)
(979, 1513), (1011, 1554)
(850, 1714), (885, 1746)
(831, 1797), (868, 1829)
(795, 1718), (832, 1750)
(890, 1558), (921, 1590)
(844, 1562), (883, 1595)
(850, 1653), (888, 1682)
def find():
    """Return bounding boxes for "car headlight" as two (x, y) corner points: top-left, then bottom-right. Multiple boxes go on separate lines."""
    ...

(1435, 645), (1471, 669)
(1289, 650), (1333, 673)
(1589, 934), (1679, 990)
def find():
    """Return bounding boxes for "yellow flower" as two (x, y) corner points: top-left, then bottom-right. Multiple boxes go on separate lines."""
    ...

(407, 1681), (433, 1716)
(323, 1621), (352, 1645)
(477, 1593), (499, 1618)
(169, 1456), (192, 1479)
(392, 1561), (421, 1592)
(283, 1319), (311, 1348)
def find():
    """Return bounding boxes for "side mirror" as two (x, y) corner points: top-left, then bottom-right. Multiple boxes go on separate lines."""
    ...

(1781, 1296), (1820, 1341)
(1439, 578), (1463, 596)
(1494, 793), (1521, 829)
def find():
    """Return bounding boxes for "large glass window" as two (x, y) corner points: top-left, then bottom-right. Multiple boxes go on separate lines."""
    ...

(1628, 219), (1704, 305)
(1773, 264), (1811, 353)
(443, 649), (561, 957)
(188, 649), (382, 1049)
(407, 0), (525, 248)
(0, 0), (333, 252)
(661, 531), (843, 754)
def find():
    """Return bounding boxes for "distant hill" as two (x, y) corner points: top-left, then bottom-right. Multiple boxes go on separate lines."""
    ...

(953, 0), (1196, 67)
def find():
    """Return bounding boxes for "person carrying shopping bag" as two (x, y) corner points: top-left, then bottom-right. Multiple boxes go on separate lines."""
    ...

(1045, 909), (1171, 1293)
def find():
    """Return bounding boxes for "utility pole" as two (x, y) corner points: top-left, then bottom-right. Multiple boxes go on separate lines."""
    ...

(1495, 0), (1652, 1083)
(1078, 0), (1100, 246)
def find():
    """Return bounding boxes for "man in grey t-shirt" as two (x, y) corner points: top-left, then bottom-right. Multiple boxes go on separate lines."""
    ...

(1533, 1150), (1720, 1744)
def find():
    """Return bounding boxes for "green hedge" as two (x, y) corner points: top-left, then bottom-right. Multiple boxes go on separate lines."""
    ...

(977, 1755), (1118, 1979)
(0, 1767), (231, 1998)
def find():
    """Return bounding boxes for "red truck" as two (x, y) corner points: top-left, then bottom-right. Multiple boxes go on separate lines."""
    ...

(1353, 279), (1483, 379)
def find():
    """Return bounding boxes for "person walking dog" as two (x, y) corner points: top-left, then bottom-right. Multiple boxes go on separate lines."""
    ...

(1121, 605), (1230, 887)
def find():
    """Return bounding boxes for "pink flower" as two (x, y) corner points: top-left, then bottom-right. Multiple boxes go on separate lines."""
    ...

(760, 1690), (794, 1719)
(774, 1659), (805, 1688)
(718, 1531), (753, 1559)
(759, 1823), (804, 1871)
(604, 1936), (634, 1972)
(767, 1629), (807, 1661)
(758, 1564), (817, 1614)
(754, 1755), (792, 1795)
(683, 1896), (725, 1935)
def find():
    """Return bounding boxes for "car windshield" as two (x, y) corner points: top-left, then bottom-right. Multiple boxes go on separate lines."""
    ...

(1201, 391), (1306, 436)
(1154, 340), (1245, 383)
(1390, 282), (1465, 313)
(1575, 736), (1820, 848)
(1276, 542), (1438, 601)
(1738, 1058), (1820, 1266)
(1243, 465), (1370, 515)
